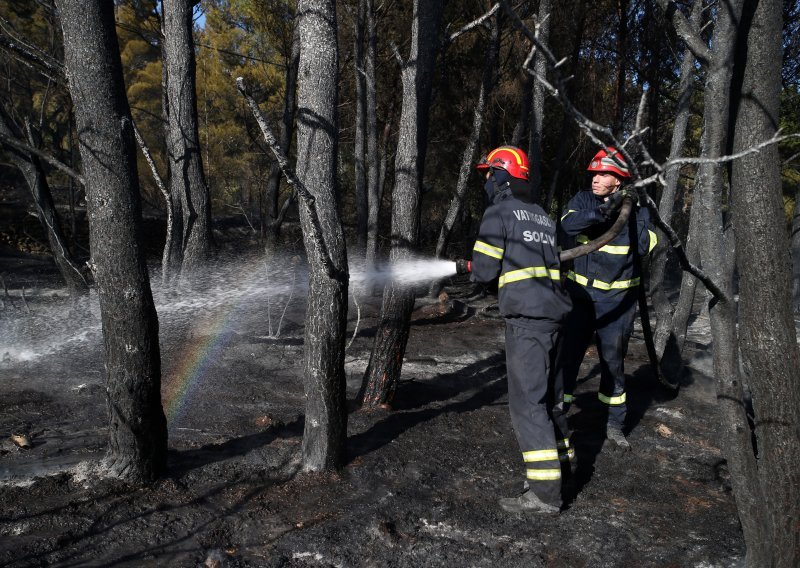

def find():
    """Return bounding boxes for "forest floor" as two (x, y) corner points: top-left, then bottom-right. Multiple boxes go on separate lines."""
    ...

(0, 193), (744, 567)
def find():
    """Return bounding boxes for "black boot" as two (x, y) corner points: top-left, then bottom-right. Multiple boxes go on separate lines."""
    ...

(499, 490), (560, 514)
(606, 424), (631, 452)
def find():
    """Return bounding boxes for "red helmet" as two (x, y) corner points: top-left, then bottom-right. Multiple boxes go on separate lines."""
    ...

(587, 147), (630, 178)
(476, 146), (530, 181)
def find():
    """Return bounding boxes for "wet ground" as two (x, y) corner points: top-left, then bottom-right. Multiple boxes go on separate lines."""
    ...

(0, 247), (744, 567)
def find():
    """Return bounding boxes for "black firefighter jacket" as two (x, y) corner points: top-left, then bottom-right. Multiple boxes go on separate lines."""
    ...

(470, 185), (571, 325)
(559, 189), (657, 301)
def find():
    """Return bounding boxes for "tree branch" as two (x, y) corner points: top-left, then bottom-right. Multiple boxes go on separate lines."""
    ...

(0, 130), (84, 185)
(235, 76), (343, 281)
(500, 0), (732, 304)
(0, 17), (65, 83)
(445, 3), (500, 45)
(655, 0), (712, 66)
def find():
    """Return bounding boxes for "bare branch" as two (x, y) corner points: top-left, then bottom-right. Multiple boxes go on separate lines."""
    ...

(235, 76), (343, 281)
(640, 193), (729, 301)
(130, 118), (174, 286)
(130, 120), (168, 201)
(655, 0), (712, 66)
(390, 41), (403, 65)
(445, 3), (499, 44)
(0, 130), (84, 185)
(662, 132), (800, 167)
(499, 0), (729, 304)
(0, 17), (65, 82)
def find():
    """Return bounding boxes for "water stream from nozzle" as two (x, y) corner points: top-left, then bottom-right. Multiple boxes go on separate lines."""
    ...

(351, 258), (459, 289)
(0, 255), (461, 364)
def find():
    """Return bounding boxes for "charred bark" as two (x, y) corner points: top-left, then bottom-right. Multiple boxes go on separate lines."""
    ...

(671, 0), (772, 562)
(793, 186), (800, 312)
(353, 0), (368, 249)
(527, 0), (551, 202)
(432, 11), (499, 266)
(544, 0), (586, 211)
(649, 0), (700, 378)
(295, 0), (349, 471)
(57, 0), (167, 483)
(730, 0), (800, 562)
(613, 0), (629, 137)
(163, 0), (213, 275)
(364, 0), (380, 270)
(359, 0), (444, 408)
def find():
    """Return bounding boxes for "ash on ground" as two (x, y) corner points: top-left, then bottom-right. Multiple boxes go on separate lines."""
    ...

(0, 253), (742, 567)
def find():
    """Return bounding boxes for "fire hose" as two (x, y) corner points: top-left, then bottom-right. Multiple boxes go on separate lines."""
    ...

(456, 196), (675, 390)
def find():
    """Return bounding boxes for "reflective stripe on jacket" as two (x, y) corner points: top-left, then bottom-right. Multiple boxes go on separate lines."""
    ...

(559, 190), (656, 299)
(471, 187), (571, 323)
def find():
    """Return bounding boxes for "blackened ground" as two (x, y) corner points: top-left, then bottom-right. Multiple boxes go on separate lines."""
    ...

(0, 254), (742, 567)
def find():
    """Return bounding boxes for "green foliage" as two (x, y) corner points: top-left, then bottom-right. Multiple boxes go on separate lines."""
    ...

(2, 0), (799, 254)
(194, 0), (291, 214)
(116, 0), (165, 205)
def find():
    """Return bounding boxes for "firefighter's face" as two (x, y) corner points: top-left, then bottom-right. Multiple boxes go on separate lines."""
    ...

(591, 172), (621, 198)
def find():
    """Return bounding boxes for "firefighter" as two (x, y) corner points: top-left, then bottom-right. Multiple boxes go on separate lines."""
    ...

(558, 147), (657, 450)
(469, 146), (572, 514)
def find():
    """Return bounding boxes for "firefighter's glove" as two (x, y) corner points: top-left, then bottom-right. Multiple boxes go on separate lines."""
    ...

(598, 187), (636, 219)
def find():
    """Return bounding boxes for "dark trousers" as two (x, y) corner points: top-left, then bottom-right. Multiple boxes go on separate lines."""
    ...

(505, 319), (569, 505)
(560, 288), (638, 427)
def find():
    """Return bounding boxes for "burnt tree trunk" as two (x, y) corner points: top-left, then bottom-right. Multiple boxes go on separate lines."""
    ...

(359, 0), (444, 408)
(0, 105), (88, 297)
(364, 0), (380, 270)
(545, 0), (585, 211)
(159, 12), (183, 283)
(265, 19), (300, 230)
(57, 0), (167, 483)
(730, 1), (800, 562)
(511, 74), (532, 147)
(613, 0), (629, 137)
(163, 0), (213, 275)
(677, 0), (772, 563)
(668, 210), (700, 357)
(433, 11), (499, 263)
(527, 0), (551, 202)
(296, 0), (349, 471)
(649, 0), (700, 376)
(353, 0), (368, 249)
(793, 186), (800, 312)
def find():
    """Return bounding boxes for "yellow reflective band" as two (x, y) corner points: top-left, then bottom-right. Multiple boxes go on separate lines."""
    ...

(499, 266), (560, 288)
(473, 240), (504, 260)
(576, 234), (629, 254)
(567, 271), (639, 290)
(522, 449), (559, 462)
(563, 393), (574, 404)
(561, 209), (577, 221)
(558, 449), (575, 462)
(489, 146), (525, 167)
(648, 230), (658, 253)
(598, 392), (627, 405)
(526, 468), (562, 481)
(601, 245), (630, 254)
(556, 438), (570, 449)
(566, 271), (589, 285)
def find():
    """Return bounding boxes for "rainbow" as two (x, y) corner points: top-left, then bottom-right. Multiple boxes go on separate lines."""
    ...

(161, 309), (239, 428)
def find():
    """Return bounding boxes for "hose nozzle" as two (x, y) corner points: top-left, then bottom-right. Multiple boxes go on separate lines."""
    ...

(455, 259), (472, 275)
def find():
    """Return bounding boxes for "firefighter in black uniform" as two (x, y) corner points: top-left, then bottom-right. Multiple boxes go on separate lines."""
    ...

(470, 146), (572, 514)
(558, 147), (657, 450)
